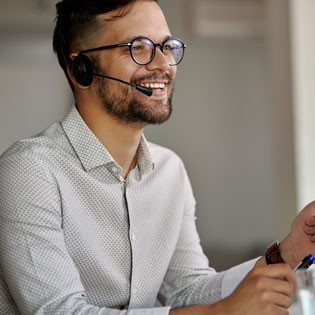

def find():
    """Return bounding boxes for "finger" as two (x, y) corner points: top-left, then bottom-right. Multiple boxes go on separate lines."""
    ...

(266, 292), (292, 309)
(304, 224), (315, 235)
(255, 277), (294, 298)
(263, 304), (289, 315)
(273, 292), (293, 309)
(305, 215), (315, 226)
(311, 234), (315, 242)
(249, 274), (294, 298)
(272, 306), (290, 315)
(253, 265), (296, 290)
(269, 278), (294, 297)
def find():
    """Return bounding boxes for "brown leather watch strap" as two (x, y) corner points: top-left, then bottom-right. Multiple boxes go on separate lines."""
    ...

(265, 241), (285, 265)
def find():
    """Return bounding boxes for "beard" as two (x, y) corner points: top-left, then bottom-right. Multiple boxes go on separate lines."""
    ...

(93, 60), (174, 125)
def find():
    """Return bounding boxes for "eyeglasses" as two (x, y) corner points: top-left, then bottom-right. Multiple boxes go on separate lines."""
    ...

(80, 37), (186, 66)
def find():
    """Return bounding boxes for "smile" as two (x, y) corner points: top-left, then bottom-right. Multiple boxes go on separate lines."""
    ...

(139, 83), (166, 90)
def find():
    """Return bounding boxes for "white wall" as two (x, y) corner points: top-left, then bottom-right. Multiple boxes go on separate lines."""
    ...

(0, 30), (72, 154)
(290, 0), (315, 210)
(265, 0), (297, 240)
(0, 0), (299, 269)
(145, 0), (297, 266)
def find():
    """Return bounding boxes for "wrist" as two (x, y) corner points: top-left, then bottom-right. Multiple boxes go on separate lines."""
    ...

(263, 240), (299, 269)
(169, 304), (216, 315)
(255, 256), (267, 267)
(209, 299), (230, 315)
(265, 241), (285, 265)
(279, 235), (299, 268)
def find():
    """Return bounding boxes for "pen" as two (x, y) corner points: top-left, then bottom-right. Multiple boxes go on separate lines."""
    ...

(293, 254), (315, 271)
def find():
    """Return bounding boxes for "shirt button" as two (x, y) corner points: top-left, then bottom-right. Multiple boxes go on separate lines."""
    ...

(111, 166), (118, 173)
(130, 233), (136, 242)
(132, 287), (138, 296)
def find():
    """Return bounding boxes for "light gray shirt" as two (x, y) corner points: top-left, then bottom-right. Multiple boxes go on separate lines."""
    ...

(0, 106), (257, 315)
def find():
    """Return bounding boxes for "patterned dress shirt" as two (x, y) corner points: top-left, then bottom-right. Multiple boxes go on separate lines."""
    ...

(0, 106), (257, 314)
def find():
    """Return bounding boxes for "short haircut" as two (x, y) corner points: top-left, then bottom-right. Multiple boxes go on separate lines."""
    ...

(52, 0), (157, 89)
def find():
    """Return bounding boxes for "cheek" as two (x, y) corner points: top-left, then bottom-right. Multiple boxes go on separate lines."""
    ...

(170, 66), (177, 80)
(107, 54), (140, 80)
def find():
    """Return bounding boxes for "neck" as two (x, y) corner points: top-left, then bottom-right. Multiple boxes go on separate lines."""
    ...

(77, 101), (146, 179)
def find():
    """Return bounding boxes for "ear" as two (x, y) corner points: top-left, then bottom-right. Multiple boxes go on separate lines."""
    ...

(67, 53), (91, 90)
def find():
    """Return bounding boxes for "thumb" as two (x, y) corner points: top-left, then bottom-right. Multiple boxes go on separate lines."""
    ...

(305, 216), (315, 226)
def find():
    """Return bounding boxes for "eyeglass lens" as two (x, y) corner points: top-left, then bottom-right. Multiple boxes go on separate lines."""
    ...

(131, 38), (184, 66)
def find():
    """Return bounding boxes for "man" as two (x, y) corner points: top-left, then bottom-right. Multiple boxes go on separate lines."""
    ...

(0, 0), (315, 314)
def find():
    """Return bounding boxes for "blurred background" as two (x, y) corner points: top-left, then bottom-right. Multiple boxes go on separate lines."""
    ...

(1, 0), (315, 271)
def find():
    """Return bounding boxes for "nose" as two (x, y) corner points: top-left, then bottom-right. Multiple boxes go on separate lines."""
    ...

(145, 48), (170, 73)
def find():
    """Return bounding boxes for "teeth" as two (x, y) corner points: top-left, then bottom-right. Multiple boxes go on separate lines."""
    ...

(140, 83), (165, 89)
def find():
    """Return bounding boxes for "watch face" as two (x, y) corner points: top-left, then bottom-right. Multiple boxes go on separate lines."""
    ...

(266, 242), (284, 264)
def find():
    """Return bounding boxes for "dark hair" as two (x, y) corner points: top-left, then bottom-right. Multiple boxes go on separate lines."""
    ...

(53, 0), (157, 88)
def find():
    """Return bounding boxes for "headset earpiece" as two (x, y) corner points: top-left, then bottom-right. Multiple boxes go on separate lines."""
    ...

(71, 54), (94, 86)
(68, 52), (153, 97)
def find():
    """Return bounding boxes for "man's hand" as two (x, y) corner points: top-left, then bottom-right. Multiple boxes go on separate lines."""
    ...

(280, 201), (315, 268)
(170, 264), (295, 315)
(217, 264), (295, 315)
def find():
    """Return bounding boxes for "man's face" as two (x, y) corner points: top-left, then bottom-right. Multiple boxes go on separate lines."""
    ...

(90, 1), (177, 125)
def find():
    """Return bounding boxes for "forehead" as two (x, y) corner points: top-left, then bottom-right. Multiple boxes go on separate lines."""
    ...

(97, 1), (171, 43)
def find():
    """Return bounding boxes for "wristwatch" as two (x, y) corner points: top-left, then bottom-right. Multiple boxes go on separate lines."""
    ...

(265, 241), (285, 265)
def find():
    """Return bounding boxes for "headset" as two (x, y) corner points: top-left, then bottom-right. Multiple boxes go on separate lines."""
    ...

(70, 53), (153, 96)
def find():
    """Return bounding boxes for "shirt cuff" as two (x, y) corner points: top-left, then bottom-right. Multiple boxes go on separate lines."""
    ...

(127, 307), (171, 315)
(221, 257), (260, 298)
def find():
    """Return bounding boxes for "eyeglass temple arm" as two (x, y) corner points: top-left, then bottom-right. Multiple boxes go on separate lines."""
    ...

(80, 43), (130, 55)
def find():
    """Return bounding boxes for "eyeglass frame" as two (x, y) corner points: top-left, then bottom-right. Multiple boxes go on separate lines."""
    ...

(79, 37), (187, 66)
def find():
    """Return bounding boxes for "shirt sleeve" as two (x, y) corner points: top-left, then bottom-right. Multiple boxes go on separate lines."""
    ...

(0, 154), (170, 315)
(158, 162), (258, 308)
(158, 162), (225, 308)
(221, 258), (259, 298)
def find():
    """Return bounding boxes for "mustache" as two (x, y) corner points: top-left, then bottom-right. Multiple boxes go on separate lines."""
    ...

(131, 73), (173, 85)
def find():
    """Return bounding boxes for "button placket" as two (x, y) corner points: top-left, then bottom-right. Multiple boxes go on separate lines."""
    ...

(108, 163), (123, 181)
(130, 232), (136, 242)
(124, 183), (138, 305)
(132, 287), (138, 296)
(111, 166), (118, 174)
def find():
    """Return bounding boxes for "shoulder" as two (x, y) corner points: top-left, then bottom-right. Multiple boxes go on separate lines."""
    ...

(147, 141), (185, 168)
(0, 124), (64, 222)
(0, 122), (75, 181)
(147, 141), (196, 208)
(146, 141), (191, 184)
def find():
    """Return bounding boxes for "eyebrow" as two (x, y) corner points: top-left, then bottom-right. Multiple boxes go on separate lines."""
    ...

(122, 35), (173, 43)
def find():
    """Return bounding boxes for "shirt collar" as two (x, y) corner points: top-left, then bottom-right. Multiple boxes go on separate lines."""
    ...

(137, 133), (155, 175)
(61, 105), (154, 175)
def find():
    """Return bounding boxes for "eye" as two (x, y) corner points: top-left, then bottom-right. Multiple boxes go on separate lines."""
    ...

(132, 44), (144, 51)
(163, 44), (173, 51)
(164, 39), (183, 52)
